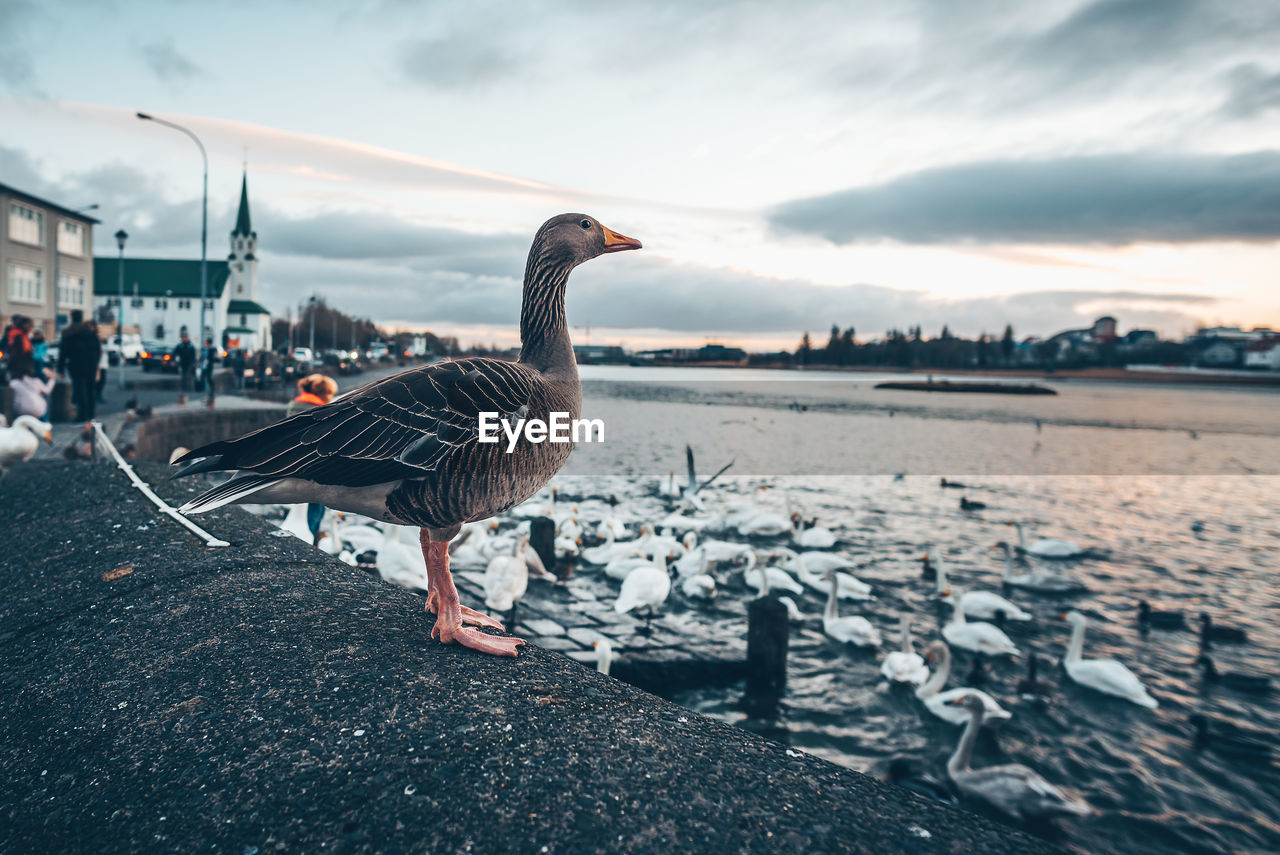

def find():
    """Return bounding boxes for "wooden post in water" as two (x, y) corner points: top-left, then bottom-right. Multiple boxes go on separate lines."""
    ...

(743, 595), (788, 717)
(529, 517), (558, 578)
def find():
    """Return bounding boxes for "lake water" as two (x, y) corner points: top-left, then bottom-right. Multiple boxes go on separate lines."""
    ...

(547, 365), (1280, 855)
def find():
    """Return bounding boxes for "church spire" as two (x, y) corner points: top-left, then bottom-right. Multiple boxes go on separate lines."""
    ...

(234, 171), (252, 237)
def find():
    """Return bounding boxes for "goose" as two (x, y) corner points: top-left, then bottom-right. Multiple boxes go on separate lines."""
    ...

(1199, 613), (1247, 646)
(886, 758), (957, 806)
(173, 214), (641, 657)
(822, 573), (880, 647)
(1005, 521), (1084, 559)
(943, 595), (1020, 657)
(1061, 611), (1157, 708)
(484, 536), (531, 625)
(881, 616), (930, 686)
(934, 553), (1031, 622)
(1190, 714), (1273, 761)
(1137, 600), (1185, 630)
(915, 642), (1011, 728)
(375, 524), (429, 590)
(995, 542), (1087, 593)
(615, 553), (672, 632)
(593, 639), (614, 675)
(0, 414), (52, 469)
(1198, 656), (1271, 694)
(947, 695), (1092, 821)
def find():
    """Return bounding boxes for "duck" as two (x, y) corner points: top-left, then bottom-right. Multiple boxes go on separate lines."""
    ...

(947, 695), (1092, 821)
(939, 478), (967, 489)
(881, 616), (930, 686)
(1137, 600), (1185, 630)
(934, 552), (1031, 622)
(1061, 611), (1157, 708)
(1190, 713), (1273, 761)
(1198, 656), (1271, 694)
(1200, 613), (1247, 646)
(1005, 521), (1084, 559)
(0, 414), (52, 469)
(174, 214), (642, 657)
(919, 554), (936, 581)
(915, 641), (1012, 728)
(942, 595), (1020, 657)
(822, 573), (880, 647)
(995, 541), (1087, 593)
(959, 496), (986, 511)
(885, 757), (957, 806)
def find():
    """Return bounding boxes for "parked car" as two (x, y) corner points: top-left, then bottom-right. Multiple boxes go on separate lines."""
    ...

(140, 342), (179, 373)
(292, 347), (315, 369)
(367, 342), (390, 362)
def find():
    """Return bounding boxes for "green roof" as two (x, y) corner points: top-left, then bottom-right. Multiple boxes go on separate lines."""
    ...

(228, 299), (271, 315)
(224, 326), (257, 334)
(92, 257), (230, 298)
(234, 172), (252, 236)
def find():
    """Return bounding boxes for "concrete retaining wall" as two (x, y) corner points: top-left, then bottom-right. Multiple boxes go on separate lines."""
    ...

(133, 405), (287, 462)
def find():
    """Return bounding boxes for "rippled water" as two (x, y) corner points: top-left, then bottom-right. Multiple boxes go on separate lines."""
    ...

(548, 367), (1280, 855)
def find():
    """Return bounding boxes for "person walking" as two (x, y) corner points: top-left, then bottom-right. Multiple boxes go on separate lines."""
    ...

(200, 338), (219, 405)
(56, 310), (101, 421)
(287, 374), (339, 544)
(256, 350), (268, 390)
(231, 349), (247, 391)
(174, 332), (196, 393)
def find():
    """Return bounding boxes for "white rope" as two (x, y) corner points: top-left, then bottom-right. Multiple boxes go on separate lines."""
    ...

(89, 421), (231, 548)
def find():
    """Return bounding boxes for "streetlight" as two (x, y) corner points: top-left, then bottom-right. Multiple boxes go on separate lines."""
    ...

(309, 295), (317, 353)
(115, 229), (128, 388)
(136, 111), (209, 349)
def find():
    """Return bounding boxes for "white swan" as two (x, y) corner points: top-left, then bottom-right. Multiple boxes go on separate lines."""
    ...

(736, 509), (790, 537)
(881, 616), (930, 686)
(947, 694), (1092, 820)
(678, 548), (717, 599)
(822, 573), (881, 647)
(791, 514), (836, 549)
(0, 415), (52, 470)
(375, 524), (429, 589)
(996, 542), (1087, 593)
(1006, 521), (1084, 559)
(1062, 611), (1158, 709)
(915, 642), (1012, 728)
(777, 596), (805, 623)
(943, 595), (1020, 656)
(615, 554), (672, 616)
(484, 536), (530, 613)
(934, 553), (1031, 621)
(746, 561), (805, 596)
(335, 512), (385, 554)
(279, 504), (314, 543)
(593, 639), (614, 675)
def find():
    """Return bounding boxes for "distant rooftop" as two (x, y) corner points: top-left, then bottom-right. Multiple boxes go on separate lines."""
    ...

(0, 182), (102, 225)
(92, 257), (230, 298)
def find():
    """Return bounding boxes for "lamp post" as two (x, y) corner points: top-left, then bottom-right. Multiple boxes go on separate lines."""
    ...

(115, 229), (128, 388)
(137, 111), (209, 349)
(309, 295), (317, 353)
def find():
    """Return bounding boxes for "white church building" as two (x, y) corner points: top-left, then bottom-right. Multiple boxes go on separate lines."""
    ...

(95, 172), (272, 351)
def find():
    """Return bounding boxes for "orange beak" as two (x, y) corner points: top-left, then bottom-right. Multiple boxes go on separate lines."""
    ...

(602, 225), (642, 253)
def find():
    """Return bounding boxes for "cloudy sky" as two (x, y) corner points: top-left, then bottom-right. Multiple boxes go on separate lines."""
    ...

(3, 0), (1279, 349)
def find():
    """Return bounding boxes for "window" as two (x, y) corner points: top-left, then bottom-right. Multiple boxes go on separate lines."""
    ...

(131, 298), (144, 308)
(154, 298), (169, 309)
(7, 262), (44, 304)
(240, 314), (247, 326)
(57, 274), (86, 307)
(204, 300), (215, 309)
(8, 203), (43, 246)
(178, 298), (192, 310)
(57, 221), (85, 256)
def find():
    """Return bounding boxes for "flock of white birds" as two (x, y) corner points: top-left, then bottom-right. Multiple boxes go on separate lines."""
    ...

(240, 457), (1183, 824)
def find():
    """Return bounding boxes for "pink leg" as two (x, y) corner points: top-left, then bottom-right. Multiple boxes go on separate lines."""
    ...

(420, 531), (524, 656)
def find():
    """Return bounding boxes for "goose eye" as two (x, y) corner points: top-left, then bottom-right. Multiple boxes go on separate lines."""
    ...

(580, 219), (591, 229)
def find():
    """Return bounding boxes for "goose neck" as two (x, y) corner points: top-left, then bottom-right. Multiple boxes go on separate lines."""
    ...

(517, 253), (576, 374)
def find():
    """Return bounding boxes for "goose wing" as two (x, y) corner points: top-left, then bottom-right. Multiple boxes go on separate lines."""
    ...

(175, 358), (534, 489)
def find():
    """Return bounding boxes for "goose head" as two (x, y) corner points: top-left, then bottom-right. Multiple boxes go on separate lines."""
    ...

(535, 214), (641, 269)
(14, 415), (52, 444)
